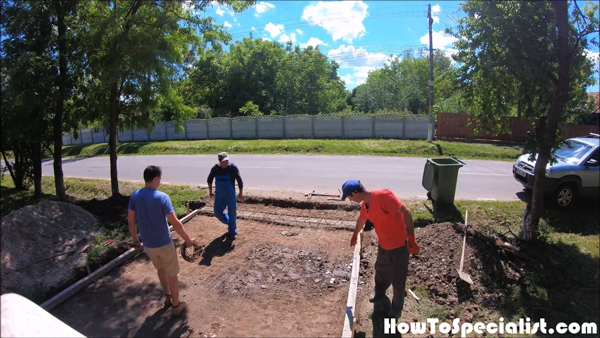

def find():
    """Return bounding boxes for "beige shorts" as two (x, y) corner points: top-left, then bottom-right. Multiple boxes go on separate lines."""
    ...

(144, 242), (180, 276)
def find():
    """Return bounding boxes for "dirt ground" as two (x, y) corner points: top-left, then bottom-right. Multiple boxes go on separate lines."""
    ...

(51, 213), (356, 337)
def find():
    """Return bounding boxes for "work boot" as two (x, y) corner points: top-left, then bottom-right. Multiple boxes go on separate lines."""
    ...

(388, 306), (402, 319)
(164, 293), (172, 307)
(369, 293), (386, 303)
(171, 301), (188, 317)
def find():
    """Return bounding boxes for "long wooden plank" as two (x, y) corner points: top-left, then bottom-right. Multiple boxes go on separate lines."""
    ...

(342, 231), (362, 338)
(41, 210), (200, 311)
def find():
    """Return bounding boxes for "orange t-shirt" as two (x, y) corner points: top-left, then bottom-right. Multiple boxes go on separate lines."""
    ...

(359, 189), (407, 250)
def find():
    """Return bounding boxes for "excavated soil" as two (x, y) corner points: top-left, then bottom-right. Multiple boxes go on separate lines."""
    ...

(217, 245), (351, 298)
(408, 222), (526, 307)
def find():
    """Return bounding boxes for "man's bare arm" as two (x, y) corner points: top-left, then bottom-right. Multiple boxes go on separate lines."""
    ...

(399, 205), (415, 237)
(127, 210), (140, 247)
(166, 213), (193, 244)
(350, 218), (366, 246)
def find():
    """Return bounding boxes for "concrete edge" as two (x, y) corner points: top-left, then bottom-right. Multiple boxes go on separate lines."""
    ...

(342, 231), (362, 338)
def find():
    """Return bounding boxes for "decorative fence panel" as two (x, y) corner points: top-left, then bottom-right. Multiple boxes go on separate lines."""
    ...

(64, 113), (434, 145)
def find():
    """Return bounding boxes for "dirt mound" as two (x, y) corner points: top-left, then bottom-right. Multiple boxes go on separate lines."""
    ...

(215, 245), (352, 298)
(409, 222), (525, 308)
(1, 201), (100, 303)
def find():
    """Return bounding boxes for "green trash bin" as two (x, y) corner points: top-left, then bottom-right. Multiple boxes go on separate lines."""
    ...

(422, 158), (463, 205)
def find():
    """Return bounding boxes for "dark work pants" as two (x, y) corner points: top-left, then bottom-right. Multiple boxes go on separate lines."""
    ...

(374, 244), (409, 313)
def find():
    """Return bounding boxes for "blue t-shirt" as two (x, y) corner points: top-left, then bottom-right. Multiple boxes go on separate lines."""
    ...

(128, 188), (174, 249)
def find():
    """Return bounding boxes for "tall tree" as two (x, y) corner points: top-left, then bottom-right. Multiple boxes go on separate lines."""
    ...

(1, 0), (58, 197)
(81, 0), (253, 196)
(450, 0), (598, 240)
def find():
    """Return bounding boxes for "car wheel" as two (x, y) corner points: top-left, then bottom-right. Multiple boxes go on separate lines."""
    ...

(552, 183), (577, 208)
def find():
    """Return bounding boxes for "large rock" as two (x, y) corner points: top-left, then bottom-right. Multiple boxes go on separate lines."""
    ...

(1, 201), (100, 303)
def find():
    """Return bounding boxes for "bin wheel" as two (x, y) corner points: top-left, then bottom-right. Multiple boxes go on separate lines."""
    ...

(426, 192), (432, 200)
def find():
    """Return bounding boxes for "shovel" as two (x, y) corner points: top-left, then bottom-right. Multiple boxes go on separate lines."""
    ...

(16, 238), (90, 272)
(456, 210), (473, 285)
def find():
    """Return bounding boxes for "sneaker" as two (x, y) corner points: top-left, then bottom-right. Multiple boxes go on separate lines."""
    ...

(227, 233), (238, 240)
(369, 294), (386, 303)
(171, 301), (188, 317)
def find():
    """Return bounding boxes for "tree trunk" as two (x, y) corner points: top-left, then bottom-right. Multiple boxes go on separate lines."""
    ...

(109, 84), (120, 196)
(53, 0), (67, 201)
(521, 0), (571, 241)
(2, 151), (17, 186)
(32, 143), (42, 198)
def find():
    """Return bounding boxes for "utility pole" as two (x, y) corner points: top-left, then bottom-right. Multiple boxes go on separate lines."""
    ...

(427, 3), (434, 141)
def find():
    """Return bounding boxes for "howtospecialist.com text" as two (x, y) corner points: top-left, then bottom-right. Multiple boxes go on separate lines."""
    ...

(385, 317), (598, 337)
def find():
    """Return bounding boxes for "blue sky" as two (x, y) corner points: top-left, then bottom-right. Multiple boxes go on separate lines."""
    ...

(207, 1), (599, 93)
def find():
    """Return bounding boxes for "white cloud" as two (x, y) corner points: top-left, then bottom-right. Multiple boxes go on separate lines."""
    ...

(420, 30), (458, 50)
(301, 37), (328, 48)
(264, 22), (285, 38)
(279, 33), (297, 44)
(302, 1), (369, 43)
(296, 29), (303, 35)
(252, 26), (257, 31)
(327, 45), (392, 68)
(327, 45), (396, 86)
(182, 0), (193, 12)
(213, 2), (235, 17)
(262, 37), (271, 41)
(352, 66), (376, 85)
(586, 49), (600, 72)
(341, 74), (354, 85)
(255, 2), (275, 16)
(431, 4), (441, 24)
(224, 21), (232, 28)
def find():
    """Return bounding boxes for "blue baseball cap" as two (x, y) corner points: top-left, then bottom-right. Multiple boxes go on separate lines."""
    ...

(341, 180), (362, 201)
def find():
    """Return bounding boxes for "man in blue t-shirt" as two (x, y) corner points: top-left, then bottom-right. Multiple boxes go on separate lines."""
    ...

(128, 165), (196, 317)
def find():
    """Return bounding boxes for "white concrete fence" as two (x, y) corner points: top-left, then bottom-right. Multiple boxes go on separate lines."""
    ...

(62, 114), (433, 146)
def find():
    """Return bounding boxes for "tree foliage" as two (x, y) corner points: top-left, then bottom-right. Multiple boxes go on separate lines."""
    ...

(450, 0), (599, 240)
(450, 0), (597, 146)
(349, 50), (463, 114)
(183, 39), (348, 117)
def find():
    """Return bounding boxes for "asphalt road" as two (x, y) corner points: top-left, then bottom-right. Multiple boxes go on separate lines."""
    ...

(40, 155), (523, 201)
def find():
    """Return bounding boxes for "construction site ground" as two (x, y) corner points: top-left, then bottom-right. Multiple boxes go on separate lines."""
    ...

(40, 190), (598, 338)
(50, 202), (358, 337)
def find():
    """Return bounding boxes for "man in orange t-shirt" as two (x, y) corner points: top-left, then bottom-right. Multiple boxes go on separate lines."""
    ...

(341, 180), (419, 319)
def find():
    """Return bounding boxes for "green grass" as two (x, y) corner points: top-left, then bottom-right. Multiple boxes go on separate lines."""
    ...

(1, 176), (205, 217)
(62, 139), (524, 161)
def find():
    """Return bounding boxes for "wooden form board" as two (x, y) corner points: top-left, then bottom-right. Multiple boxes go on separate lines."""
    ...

(342, 231), (362, 338)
